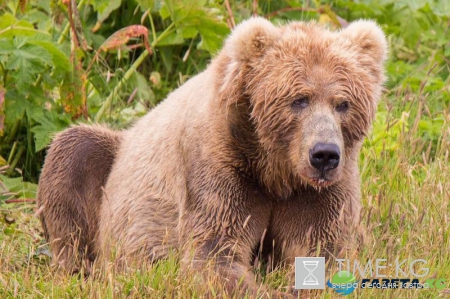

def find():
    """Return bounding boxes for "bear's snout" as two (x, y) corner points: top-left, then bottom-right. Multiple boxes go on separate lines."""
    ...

(309, 142), (340, 173)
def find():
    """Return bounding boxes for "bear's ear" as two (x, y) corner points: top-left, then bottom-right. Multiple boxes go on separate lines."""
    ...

(342, 20), (388, 80)
(224, 17), (279, 63)
(217, 17), (279, 106)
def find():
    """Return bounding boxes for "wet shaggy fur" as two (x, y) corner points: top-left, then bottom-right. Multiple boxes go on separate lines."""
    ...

(37, 18), (387, 294)
(37, 124), (122, 272)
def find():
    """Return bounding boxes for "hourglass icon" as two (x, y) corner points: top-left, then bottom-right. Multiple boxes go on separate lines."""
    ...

(302, 260), (319, 285)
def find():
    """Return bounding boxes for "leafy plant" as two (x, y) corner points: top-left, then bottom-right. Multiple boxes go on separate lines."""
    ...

(0, 0), (231, 183)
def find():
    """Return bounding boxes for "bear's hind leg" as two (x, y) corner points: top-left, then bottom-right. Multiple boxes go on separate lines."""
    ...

(37, 124), (121, 272)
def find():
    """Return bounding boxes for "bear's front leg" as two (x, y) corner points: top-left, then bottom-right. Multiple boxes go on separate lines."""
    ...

(270, 178), (362, 265)
(179, 168), (273, 296)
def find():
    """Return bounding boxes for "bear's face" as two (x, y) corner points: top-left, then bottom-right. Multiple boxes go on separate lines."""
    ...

(249, 55), (350, 187)
(217, 18), (387, 193)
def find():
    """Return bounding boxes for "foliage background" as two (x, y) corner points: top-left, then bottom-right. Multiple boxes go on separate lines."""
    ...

(0, 0), (449, 298)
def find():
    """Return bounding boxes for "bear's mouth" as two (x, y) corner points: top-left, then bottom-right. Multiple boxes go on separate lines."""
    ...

(309, 177), (333, 187)
(298, 167), (338, 188)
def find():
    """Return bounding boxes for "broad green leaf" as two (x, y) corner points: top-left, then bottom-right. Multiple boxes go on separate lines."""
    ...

(3, 40), (58, 90)
(196, 16), (229, 53)
(157, 31), (185, 46)
(179, 27), (198, 39)
(158, 0), (229, 53)
(94, 0), (122, 23)
(5, 52), (42, 72)
(393, 0), (429, 10)
(0, 13), (37, 38)
(430, 0), (450, 16)
(30, 125), (55, 152)
(89, 0), (110, 14)
(6, 42), (53, 69)
(397, 14), (422, 48)
(0, 38), (14, 54)
(0, 13), (17, 29)
(29, 109), (69, 152)
(136, 0), (155, 11)
(33, 0), (52, 14)
(27, 41), (71, 72)
(0, 174), (37, 199)
(23, 9), (50, 27)
(4, 90), (32, 125)
(159, 4), (171, 19)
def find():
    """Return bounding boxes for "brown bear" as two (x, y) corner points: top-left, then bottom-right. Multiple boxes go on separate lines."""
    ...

(37, 17), (387, 295)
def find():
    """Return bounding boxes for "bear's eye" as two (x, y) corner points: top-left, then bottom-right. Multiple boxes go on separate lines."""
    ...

(335, 101), (350, 113)
(291, 97), (309, 109)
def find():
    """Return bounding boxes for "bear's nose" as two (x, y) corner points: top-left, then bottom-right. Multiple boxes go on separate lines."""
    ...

(309, 143), (340, 172)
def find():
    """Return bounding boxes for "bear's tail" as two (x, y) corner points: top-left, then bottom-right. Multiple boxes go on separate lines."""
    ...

(36, 124), (122, 273)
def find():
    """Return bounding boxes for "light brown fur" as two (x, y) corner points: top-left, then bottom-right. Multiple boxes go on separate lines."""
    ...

(37, 17), (387, 295)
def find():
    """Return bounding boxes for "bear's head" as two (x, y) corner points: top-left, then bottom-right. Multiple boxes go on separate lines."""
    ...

(215, 17), (387, 197)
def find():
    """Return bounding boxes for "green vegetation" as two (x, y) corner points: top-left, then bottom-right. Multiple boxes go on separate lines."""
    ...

(0, 0), (449, 298)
